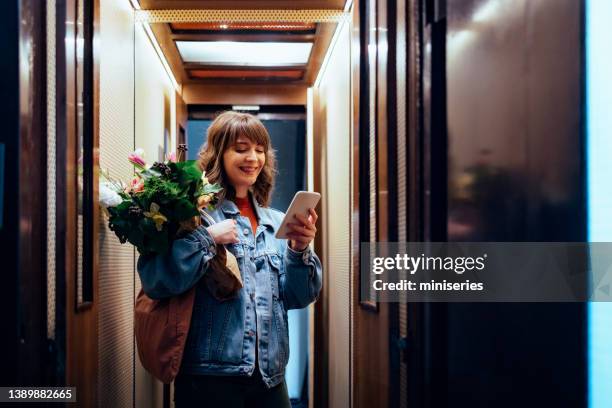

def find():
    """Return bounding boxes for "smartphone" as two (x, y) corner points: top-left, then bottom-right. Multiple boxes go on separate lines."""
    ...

(275, 191), (321, 239)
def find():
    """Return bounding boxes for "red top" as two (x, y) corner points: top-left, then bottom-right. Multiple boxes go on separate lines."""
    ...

(233, 195), (258, 236)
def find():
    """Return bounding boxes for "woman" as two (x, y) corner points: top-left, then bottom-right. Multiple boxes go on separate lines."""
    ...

(137, 111), (322, 407)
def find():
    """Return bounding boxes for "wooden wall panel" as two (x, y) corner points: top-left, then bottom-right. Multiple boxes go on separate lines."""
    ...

(62, 0), (100, 404)
(311, 88), (329, 408)
(183, 83), (307, 105)
(351, 0), (392, 406)
(15, 0), (48, 386)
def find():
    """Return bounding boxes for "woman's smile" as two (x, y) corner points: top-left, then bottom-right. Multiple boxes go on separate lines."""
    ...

(239, 165), (259, 174)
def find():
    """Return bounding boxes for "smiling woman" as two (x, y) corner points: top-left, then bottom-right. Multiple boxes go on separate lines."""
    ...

(137, 111), (322, 407)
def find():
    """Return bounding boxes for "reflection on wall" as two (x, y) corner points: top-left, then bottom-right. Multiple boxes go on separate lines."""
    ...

(98, 0), (135, 406)
(447, 0), (583, 242)
(134, 20), (178, 408)
(445, 0), (585, 406)
(135, 24), (175, 164)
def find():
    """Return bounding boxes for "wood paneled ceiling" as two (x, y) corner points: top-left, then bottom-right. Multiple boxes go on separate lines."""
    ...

(149, 20), (336, 86)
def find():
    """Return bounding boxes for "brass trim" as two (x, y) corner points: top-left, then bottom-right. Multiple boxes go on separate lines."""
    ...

(135, 9), (349, 23)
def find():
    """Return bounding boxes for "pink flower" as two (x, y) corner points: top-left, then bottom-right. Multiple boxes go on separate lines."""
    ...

(128, 148), (146, 168)
(125, 177), (144, 194)
(165, 151), (177, 163)
(133, 178), (145, 193)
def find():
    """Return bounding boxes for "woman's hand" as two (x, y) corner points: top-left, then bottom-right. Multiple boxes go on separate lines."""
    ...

(206, 219), (240, 245)
(287, 208), (318, 252)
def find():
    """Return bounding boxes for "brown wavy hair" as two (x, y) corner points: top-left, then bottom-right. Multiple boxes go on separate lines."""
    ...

(197, 111), (276, 207)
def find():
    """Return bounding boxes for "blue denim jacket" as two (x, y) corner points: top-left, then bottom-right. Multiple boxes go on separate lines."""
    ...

(136, 198), (323, 388)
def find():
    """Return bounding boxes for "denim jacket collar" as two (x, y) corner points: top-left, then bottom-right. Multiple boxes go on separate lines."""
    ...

(218, 199), (240, 215)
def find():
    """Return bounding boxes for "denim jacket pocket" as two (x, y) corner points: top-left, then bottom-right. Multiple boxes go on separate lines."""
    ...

(193, 292), (246, 365)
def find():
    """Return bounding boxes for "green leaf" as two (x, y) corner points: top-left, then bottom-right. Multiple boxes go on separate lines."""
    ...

(138, 167), (162, 180)
(173, 198), (199, 221)
(194, 182), (223, 198)
(127, 226), (145, 251)
(174, 161), (202, 186)
(114, 200), (132, 213)
(139, 217), (158, 234)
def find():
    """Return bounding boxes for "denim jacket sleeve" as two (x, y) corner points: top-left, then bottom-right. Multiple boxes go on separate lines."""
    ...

(280, 244), (323, 310)
(136, 225), (217, 299)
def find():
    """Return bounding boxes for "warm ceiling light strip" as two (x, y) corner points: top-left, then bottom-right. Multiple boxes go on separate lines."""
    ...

(314, 3), (352, 88)
(189, 69), (303, 79)
(134, 9), (348, 23)
(170, 22), (316, 31)
(141, 22), (180, 91)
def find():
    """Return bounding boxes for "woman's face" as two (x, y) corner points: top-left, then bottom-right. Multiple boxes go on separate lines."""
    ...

(223, 136), (266, 194)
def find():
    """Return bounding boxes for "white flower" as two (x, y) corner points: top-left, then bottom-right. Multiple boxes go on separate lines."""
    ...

(201, 171), (209, 185)
(99, 181), (123, 208)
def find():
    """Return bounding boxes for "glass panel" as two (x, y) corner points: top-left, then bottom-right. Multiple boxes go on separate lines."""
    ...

(175, 41), (313, 66)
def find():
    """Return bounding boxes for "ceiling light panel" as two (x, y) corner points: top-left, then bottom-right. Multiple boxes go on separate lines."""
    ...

(176, 41), (313, 66)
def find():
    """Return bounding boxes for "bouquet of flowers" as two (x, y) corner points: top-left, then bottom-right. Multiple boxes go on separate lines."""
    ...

(99, 149), (223, 255)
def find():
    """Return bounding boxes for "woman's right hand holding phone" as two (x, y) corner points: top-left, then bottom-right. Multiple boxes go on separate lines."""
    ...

(206, 219), (240, 245)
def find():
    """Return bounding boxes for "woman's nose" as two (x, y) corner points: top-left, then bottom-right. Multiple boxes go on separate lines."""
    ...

(246, 149), (257, 161)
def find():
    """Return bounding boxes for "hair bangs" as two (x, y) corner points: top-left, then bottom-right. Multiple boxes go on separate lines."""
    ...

(230, 116), (271, 151)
